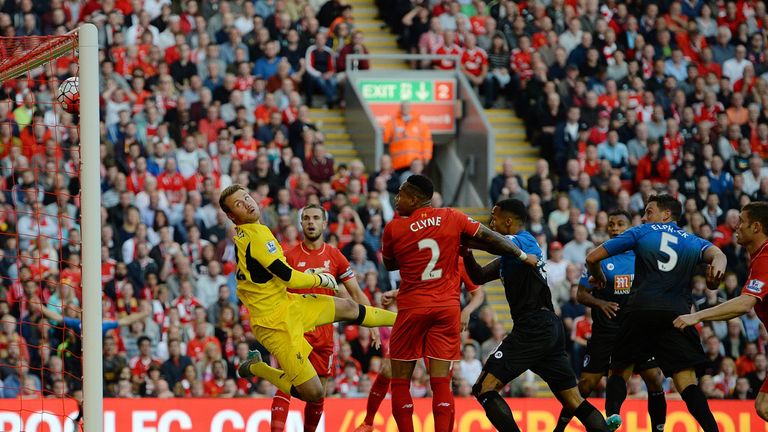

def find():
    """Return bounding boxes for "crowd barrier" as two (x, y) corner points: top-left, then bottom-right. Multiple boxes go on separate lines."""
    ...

(0, 397), (764, 431)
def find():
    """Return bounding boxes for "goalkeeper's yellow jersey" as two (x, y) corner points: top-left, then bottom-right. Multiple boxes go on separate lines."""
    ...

(233, 222), (294, 317)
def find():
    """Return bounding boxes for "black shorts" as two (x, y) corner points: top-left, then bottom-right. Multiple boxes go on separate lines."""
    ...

(483, 309), (577, 392)
(610, 309), (704, 376)
(582, 325), (658, 375)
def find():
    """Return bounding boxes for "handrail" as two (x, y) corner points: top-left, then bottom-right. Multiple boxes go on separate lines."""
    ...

(345, 53), (461, 72)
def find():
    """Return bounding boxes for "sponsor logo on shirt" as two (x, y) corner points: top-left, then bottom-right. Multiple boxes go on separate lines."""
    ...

(266, 241), (278, 254)
(613, 275), (632, 295)
(746, 279), (765, 294)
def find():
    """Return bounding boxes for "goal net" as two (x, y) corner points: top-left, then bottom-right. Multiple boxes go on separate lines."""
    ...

(0, 26), (101, 432)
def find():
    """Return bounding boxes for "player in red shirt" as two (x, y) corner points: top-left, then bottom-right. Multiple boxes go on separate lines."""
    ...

(675, 202), (768, 420)
(270, 204), (378, 432)
(353, 256), (485, 432)
(381, 175), (538, 432)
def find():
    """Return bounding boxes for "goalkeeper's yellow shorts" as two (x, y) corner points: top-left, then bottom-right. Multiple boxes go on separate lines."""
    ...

(241, 292), (336, 386)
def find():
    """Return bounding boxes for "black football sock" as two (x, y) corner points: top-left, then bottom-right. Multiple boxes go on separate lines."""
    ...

(573, 400), (610, 432)
(476, 391), (521, 432)
(648, 390), (667, 431)
(554, 406), (573, 432)
(554, 386), (590, 432)
(680, 385), (718, 432)
(605, 374), (627, 416)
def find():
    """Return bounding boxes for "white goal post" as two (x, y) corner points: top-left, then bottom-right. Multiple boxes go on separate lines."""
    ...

(79, 23), (103, 432)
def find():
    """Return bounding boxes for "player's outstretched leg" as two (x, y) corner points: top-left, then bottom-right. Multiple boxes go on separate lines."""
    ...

(605, 368), (631, 418)
(674, 370), (718, 432)
(239, 350), (324, 402)
(270, 390), (291, 432)
(472, 372), (522, 431)
(553, 372), (600, 432)
(354, 359), (392, 432)
(639, 367), (667, 431)
(559, 387), (618, 432)
(240, 350), (295, 395)
(333, 298), (397, 327)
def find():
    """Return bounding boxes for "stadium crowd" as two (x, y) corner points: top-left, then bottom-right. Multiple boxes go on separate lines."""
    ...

(0, 0), (765, 406)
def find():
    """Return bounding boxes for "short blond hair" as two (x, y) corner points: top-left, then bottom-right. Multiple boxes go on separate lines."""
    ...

(219, 184), (246, 214)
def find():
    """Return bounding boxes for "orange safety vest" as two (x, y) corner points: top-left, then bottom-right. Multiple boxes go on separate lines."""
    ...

(382, 114), (433, 171)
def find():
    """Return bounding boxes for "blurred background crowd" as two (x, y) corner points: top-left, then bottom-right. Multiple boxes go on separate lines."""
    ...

(0, 0), (766, 404)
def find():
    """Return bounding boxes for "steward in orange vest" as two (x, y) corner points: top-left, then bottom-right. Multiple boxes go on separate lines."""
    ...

(382, 102), (433, 171)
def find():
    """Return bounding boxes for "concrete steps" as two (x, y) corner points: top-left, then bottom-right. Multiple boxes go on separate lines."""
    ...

(310, 108), (359, 165)
(485, 109), (537, 178)
(349, 0), (409, 69)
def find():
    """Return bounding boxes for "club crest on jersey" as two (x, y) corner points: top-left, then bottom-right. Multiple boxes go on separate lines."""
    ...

(583, 355), (591, 367)
(266, 240), (278, 254)
(298, 261), (306, 267)
(613, 275), (632, 295)
(494, 351), (503, 359)
(747, 279), (765, 294)
(324, 260), (331, 269)
(606, 263), (615, 271)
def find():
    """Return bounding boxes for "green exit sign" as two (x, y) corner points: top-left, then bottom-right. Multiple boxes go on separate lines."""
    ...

(358, 79), (445, 102)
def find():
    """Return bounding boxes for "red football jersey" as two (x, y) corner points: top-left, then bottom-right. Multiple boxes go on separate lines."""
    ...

(285, 243), (356, 347)
(382, 207), (481, 310)
(742, 241), (768, 325)
(461, 47), (488, 77)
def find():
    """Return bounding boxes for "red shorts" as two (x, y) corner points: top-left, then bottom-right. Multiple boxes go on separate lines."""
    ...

(389, 306), (461, 361)
(306, 323), (334, 378)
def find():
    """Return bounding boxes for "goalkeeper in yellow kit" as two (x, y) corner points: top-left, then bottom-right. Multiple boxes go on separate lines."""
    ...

(218, 184), (396, 402)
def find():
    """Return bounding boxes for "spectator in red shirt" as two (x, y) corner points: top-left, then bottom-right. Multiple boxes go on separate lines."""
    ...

(712, 209), (740, 249)
(187, 320), (222, 362)
(433, 29), (462, 70)
(173, 280), (204, 325)
(635, 139), (671, 187)
(304, 143), (335, 186)
(510, 35), (534, 84)
(571, 307), (592, 372)
(460, 33), (488, 91)
(337, 30), (370, 77)
(129, 336), (161, 381)
(203, 359), (228, 397)
(197, 105), (226, 145)
(254, 92), (279, 128)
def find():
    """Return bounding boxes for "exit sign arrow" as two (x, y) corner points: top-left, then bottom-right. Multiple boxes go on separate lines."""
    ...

(415, 82), (429, 101)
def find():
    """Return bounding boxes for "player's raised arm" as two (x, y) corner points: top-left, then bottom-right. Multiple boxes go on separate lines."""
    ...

(241, 226), (331, 289)
(465, 224), (539, 266)
(461, 247), (501, 285)
(585, 245), (610, 287)
(674, 295), (758, 329)
(702, 245), (727, 290)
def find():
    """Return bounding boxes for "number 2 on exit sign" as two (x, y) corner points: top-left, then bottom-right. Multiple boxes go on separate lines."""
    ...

(434, 81), (454, 101)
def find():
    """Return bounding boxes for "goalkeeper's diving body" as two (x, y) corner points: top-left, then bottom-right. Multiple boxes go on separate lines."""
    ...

(218, 184), (397, 402)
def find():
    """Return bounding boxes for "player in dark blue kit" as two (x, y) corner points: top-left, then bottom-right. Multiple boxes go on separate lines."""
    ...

(586, 194), (727, 432)
(554, 210), (666, 432)
(462, 199), (619, 432)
